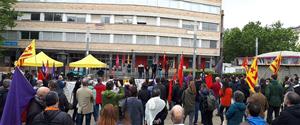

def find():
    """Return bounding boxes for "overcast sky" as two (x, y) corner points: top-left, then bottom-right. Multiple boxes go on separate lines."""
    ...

(222, 0), (300, 29)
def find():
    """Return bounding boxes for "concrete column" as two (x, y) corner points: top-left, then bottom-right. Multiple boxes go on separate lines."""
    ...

(62, 32), (66, 41)
(199, 22), (202, 30)
(132, 52), (136, 75)
(197, 55), (201, 69)
(109, 53), (113, 69)
(62, 13), (67, 22)
(133, 15), (137, 24)
(209, 56), (213, 69)
(178, 19), (182, 28)
(177, 54), (181, 69)
(110, 15), (115, 24)
(133, 35), (136, 44)
(110, 34), (114, 43)
(86, 14), (91, 23)
(178, 38), (182, 46)
(156, 17), (160, 26)
(199, 39), (202, 48)
(156, 36), (159, 45)
(40, 13), (45, 21)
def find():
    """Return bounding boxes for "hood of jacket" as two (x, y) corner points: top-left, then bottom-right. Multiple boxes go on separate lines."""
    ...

(43, 110), (62, 121)
(102, 90), (115, 99)
(284, 104), (300, 118)
(233, 102), (246, 111)
(247, 116), (266, 125)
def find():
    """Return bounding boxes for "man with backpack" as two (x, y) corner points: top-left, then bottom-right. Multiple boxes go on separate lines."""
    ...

(32, 91), (73, 125)
(200, 84), (216, 125)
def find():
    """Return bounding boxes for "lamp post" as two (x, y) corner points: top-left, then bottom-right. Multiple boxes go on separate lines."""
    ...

(85, 26), (90, 75)
(192, 23), (197, 80)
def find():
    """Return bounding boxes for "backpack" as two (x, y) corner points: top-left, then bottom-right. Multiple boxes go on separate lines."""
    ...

(206, 93), (217, 111)
(33, 111), (62, 125)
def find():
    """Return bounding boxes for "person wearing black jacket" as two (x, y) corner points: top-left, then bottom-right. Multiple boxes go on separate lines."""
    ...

(48, 80), (69, 112)
(152, 63), (157, 79)
(138, 82), (150, 115)
(72, 79), (81, 121)
(0, 79), (11, 120)
(238, 77), (250, 103)
(172, 81), (183, 105)
(32, 91), (73, 125)
(153, 106), (168, 125)
(26, 87), (50, 125)
(156, 78), (167, 101)
(272, 91), (300, 125)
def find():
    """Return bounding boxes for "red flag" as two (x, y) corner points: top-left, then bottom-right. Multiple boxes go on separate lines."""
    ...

(163, 53), (166, 70)
(242, 57), (249, 72)
(168, 72), (177, 103)
(178, 54), (184, 88)
(38, 69), (44, 80)
(205, 74), (213, 89)
(116, 54), (119, 68)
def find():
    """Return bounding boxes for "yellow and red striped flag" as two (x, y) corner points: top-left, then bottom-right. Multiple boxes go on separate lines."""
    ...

(17, 39), (36, 66)
(269, 53), (282, 75)
(242, 57), (249, 72)
(246, 57), (258, 93)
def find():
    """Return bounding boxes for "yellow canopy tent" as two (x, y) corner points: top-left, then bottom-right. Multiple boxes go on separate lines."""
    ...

(20, 51), (64, 67)
(69, 54), (107, 68)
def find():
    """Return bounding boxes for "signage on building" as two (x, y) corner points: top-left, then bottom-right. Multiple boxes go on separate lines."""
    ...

(1, 40), (18, 46)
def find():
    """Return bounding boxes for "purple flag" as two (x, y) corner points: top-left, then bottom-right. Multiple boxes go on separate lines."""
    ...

(0, 68), (36, 125)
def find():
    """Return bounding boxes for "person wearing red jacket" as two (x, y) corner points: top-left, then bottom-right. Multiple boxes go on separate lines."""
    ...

(94, 78), (106, 120)
(211, 77), (222, 115)
(219, 79), (232, 124)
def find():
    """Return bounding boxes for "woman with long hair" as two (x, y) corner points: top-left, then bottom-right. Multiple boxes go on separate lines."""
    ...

(98, 104), (118, 125)
(219, 78), (232, 125)
(72, 78), (82, 121)
(182, 81), (196, 125)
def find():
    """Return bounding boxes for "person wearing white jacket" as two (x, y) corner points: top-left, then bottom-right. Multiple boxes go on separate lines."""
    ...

(145, 87), (165, 125)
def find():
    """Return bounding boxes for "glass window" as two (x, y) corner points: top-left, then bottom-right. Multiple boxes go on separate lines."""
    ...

(19, 13), (31, 20)
(1, 31), (18, 40)
(181, 38), (193, 47)
(30, 31), (39, 39)
(91, 33), (110, 43)
(45, 13), (62, 21)
(182, 20), (197, 30)
(42, 32), (62, 41)
(201, 40), (210, 48)
(21, 31), (30, 39)
(210, 40), (217, 48)
(31, 12), (40, 21)
(160, 36), (178, 46)
(115, 15), (133, 24)
(160, 18), (178, 27)
(101, 16), (110, 24)
(66, 33), (76, 42)
(202, 22), (218, 31)
(67, 14), (86, 23)
(136, 35), (156, 45)
(114, 34), (132, 44)
(42, 32), (52, 40)
(21, 31), (39, 39)
(158, 0), (169, 8)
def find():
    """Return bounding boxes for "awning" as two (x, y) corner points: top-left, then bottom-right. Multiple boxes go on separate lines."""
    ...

(21, 51), (64, 67)
(69, 54), (107, 68)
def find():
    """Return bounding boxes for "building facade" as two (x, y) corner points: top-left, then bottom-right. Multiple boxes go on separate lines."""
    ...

(2, 0), (222, 72)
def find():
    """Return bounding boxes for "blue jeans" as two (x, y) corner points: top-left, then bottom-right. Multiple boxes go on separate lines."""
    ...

(76, 113), (92, 125)
(93, 104), (100, 122)
(194, 101), (200, 124)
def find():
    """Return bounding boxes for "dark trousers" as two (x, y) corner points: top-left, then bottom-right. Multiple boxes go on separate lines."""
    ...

(72, 107), (78, 121)
(194, 101), (200, 124)
(267, 106), (280, 124)
(138, 72), (142, 79)
(93, 104), (100, 122)
(76, 113), (92, 125)
(165, 71), (168, 78)
(219, 105), (229, 123)
(201, 110), (213, 125)
(152, 70), (156, 79)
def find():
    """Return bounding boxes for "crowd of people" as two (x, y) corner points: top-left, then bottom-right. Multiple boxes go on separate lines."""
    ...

(0, 70), (300, 125)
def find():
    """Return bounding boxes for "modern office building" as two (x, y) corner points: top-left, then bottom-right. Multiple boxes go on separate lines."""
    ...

(1, 0), (223, 72)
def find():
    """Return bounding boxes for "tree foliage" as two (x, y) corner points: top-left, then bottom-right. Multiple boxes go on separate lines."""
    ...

(0, 0), (19, 42)
(223, 21), (299, 62)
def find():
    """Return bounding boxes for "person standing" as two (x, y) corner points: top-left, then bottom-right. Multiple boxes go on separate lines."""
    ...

(164, 62), (169, 78)
(226, 91), (246, 125)
(145, 65), (150, 79)
(151, 63), (157, 79)
(102, 81), (125, 107)
(72, 79), (82, 121)
(138, 82), (150, 115)
(26, 87), (50, 125)
(242, 103), (267, 125)
(170, 105), (185, 125)
(238, 76), (250, 103)
(57, 75), (66, 91)
(0, 79), (11, 120)
(94, 78), (106, 121)
(247, 86), (268, 118)
(145, 87), (166, 125)
(194, 76), (202, 124)
(211, 77), (221, 115)
(272, 91), (300, 125)
(97, 104), (118, 125)
(265, 74), (284, 124)
(200, 84), (215, 125)
(48, 80), (70, 113)
(219, 79), (232, 124)
(182, 81), (196, 125)
(158, 63), (163, 78)
(32, 91), (73, 125)
(76, 78), (94, 125)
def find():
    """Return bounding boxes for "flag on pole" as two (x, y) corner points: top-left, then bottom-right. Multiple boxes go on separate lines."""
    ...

(269, 53), (282, 75)
(37, 69), (44, 80)
(246, 57), (258, 92)
(200, 58), (206, 71)
(168, 72), (177, 103)
(205, 74), (213, 89)
(242, 57), (249, 72)
(0, 68), (36, 125)
(116, 54), (119, 69)
(17, 39), (36, 66)
(214, 57), (223, 74)
(178, 54), (184, 88)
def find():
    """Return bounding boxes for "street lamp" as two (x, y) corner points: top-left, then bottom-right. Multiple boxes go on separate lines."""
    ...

(187, 22), (198, 80)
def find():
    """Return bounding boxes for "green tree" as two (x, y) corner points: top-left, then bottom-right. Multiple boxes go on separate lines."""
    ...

(223, 21), (299, 62)
(0, 0), (19, 42)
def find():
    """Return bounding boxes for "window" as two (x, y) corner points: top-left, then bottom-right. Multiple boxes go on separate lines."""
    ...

(67, 14), (86, 23)
(101, 16), (110, 24)
(160, 36), (178, 46)
(201, 40), (217, 48)
(182, 20), (198, 30)
(137, 16), (156, 25)
(1, 31), (18, 40)
(114, 34), (132, 44)
(21, 31), (39, 39)
(42, 32), (63, 41)
(160, 18), (178, 28)
(66, 32), (85, 42)
(45, 13), (62, 21)
(202, 22), (218, 31)
(91, 33), (110, 43)
(136, 35), (156, 45)
(181, 38), (193, 47)
(31, 12), (40, 21)
(115, 16), (133, 24)
(19, 13), (31, 20)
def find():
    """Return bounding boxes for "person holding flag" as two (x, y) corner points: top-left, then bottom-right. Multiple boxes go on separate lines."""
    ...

(17, 39), (36, 66)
